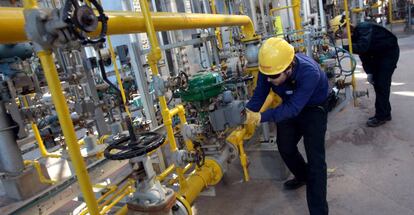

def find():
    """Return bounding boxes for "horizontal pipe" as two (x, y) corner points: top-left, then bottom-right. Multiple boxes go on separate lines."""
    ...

(178, 159), (223, 204)
(269, 4), (298, 14)
(157, 164), (175, 182)
(0, 8), (255, 44)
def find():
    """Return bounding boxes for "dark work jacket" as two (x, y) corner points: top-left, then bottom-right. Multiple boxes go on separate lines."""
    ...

(345, 22), (399, 74)
(246, 53), (329, 123)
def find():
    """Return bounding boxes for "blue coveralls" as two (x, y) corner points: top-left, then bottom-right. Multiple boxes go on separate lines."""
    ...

(247, 53), (330, 215)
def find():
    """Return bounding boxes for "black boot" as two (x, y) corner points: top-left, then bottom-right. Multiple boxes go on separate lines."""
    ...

(283, 178), (306, 190)
(368, 115), (392, 121)
(367, 117), (388, 127)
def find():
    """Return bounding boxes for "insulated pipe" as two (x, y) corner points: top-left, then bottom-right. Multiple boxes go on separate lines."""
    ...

(0, 101), (24, 174)
(0, 8), (255, 44)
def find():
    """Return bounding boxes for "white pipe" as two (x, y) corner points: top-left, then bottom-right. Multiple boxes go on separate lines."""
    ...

(358, 0), (364, 22)
(259, 0), (268, 34)
(318, 0), (326, 31)
(249, 0), (258, 31)
(302, 0), (309, 24)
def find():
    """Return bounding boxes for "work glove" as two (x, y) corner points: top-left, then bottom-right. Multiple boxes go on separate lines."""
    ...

(367, 74), (374, 85)
(245, 109), (261, 127)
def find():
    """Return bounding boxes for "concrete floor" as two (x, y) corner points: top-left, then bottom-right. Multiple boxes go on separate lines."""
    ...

(193, 30), (414, 215)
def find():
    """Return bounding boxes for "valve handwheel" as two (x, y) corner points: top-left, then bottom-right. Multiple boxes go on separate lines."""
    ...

(63, 0), (108, 45)
(104, 132), (165, 160)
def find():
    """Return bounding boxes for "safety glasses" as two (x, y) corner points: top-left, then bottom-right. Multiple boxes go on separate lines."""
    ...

(266, 64), (293, 79)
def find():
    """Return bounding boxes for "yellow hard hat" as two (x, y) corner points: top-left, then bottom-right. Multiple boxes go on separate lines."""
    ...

(329, 14), (346, 33)
(258, 38), (294, 76)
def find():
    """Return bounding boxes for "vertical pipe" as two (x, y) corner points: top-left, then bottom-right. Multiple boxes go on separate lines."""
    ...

(318, 0), (326, 30)
(121, 0), (158, 129)
(302, 0), (308, 24)
(106, 36), (132, 118)
(249, 0), (258, 30)
(266, 0), (274, 33)
(388, 0), (393, 25)
(292, 0), (302, 31)
(0, 102), (24, 174)
(343, 0), (357, 106)
(36, 51), (99, 215)
(285, 0), (292, 29)
(139, 0), (189, 188)
(259, 0), (268, 34)
(358, 0), (364, 22)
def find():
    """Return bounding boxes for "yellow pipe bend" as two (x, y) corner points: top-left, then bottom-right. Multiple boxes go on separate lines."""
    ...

(24, 160), (56, 184)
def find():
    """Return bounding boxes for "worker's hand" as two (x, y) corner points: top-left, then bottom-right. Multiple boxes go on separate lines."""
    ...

(367, 74), (374, 85)
(244, 109), (261, 127)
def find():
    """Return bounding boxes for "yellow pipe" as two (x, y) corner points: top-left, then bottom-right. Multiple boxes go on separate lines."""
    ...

(22, 0), (99, 211)
(178, 159), (223, 204)
(226, 128), (250, 181)
(245, 67), (259, 95)
(100, 187), (132, 214)
(167, 163), (193, 186)
(115, 205), (128, 215)
(388, 0), (393, 23)
(387, 0), (405, 24)
(32, 123), (61, 158)
(269, 4), (298, 14)
(22, 96), (61, 158)
(291, 0), (302, 31)
(352, 0), (383, 13)
(98, 134), (110, 145)
(99, 180), (135, 212)
(0, 8), (255, 44)
(96, 185), (117, 203)
(22, 0), (37, 9)
(80, 180), (134, 215)
(176, 193), (193, 215)
(106, 36), (132, 118)
(139, 0), (190, 190)
(24, 160), (56, 184)
(36, 51), (100, 215)
(157, 164), (175, 181)
(343, 0), (357, 106)
(210, 0), (223, 50)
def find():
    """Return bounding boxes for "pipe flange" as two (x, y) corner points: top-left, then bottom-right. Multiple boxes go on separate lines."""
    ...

(226, 142), (239, 163)
(175, 193), (192, 215)
(203, 159), (223, 186)
(127, 187), (176, 213)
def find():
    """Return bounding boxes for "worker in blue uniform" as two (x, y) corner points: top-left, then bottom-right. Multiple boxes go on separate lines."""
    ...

(330, 15), (400, 127)
(245, 38), (329, 215)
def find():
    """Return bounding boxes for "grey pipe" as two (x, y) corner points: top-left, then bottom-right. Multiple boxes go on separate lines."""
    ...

(0, 102), (24, 174)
